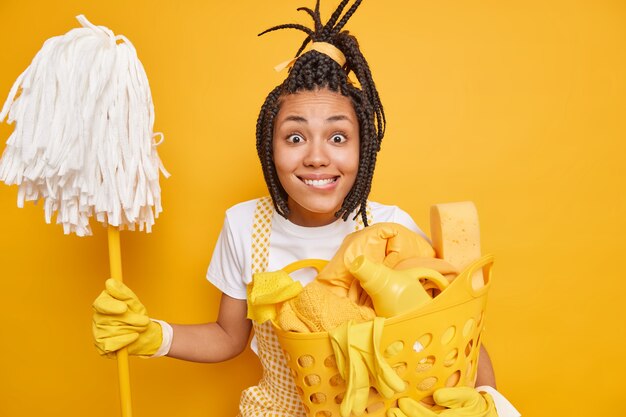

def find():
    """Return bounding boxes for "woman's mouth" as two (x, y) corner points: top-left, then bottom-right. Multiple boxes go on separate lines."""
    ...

(300, 177), (338, 187)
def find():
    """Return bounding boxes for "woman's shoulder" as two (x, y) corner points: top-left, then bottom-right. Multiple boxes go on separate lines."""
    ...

(368, 201), (411, 221)
(218, 198), (268, 241)
(224, 197), (268, 219)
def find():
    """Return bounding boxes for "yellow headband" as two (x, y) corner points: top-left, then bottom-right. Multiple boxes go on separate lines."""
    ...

(274, 42), (346, 72)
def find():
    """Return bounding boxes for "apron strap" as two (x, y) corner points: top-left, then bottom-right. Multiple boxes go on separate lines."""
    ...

(251, 196), (274, 274)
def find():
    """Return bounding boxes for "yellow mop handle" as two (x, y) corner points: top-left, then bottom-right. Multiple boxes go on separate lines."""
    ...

(107, 226), (133, 417)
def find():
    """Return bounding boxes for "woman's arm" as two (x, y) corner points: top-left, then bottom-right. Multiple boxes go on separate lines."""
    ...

(475, 344), (496, 388)
(167, 293), (252, 363)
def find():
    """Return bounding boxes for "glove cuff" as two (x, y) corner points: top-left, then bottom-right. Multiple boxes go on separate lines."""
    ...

(150, 319), (173, 358)
(475, 386), (521, 417)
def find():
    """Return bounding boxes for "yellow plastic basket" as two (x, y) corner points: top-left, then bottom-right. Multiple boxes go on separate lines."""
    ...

(273, 254), (494, 417)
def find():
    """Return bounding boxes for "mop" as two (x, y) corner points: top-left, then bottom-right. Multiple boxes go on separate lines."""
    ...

(0, 15), (169, 417)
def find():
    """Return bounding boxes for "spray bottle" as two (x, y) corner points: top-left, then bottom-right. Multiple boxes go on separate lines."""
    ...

(349, 255), (449, 317)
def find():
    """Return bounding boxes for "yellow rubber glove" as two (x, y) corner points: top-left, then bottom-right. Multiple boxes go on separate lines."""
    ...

(92, 278), (163, 358)
(329, 318), (406, 417)
(317, 223), (435, 296)
(387, 408), (407, 417)
(386, 387), (498, 417)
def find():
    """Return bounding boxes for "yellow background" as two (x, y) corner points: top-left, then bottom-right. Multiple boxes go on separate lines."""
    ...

(0, 1), (624, 416)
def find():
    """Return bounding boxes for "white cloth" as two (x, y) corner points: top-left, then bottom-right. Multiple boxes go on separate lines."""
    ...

(206, 198), (426, 300)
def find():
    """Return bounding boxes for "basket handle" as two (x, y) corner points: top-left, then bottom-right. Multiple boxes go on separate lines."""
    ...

(282, 259), (329, 274)
(462, 254), (494, 297)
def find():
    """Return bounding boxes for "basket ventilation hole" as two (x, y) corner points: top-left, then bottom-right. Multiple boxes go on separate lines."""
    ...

(367, 402), (385, 413)
(446, 370), (461, 387)
(296, 385), (304, 396)
(311, 392), (327, 405)
(462, 318), (475, 338)
(441, 326), (456, 345)
(330, 374), (345, 387)
(324, 355), (337, 368)
(465, 339), (474, 357)
(290, 368), (298, 379)
(334, 392), (345, 404)
(283, 351), (291, 362)
(315, 411), (332, 417)
(416, 376), (438, 391)
(305, 374), (322, 387)
(385, 340), (404, 357)
(443, 349), (458, 367)
(393, 362), (408, 376)
(414, 333), (432, 352)
(416, 356), (436, 372)
(298, 355), (315, 368)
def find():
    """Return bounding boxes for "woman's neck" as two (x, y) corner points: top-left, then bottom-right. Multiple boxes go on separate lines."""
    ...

(286, 207), (340, 227)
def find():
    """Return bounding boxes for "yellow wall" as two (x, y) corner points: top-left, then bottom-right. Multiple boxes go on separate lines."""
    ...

(0, 1), (624, 416)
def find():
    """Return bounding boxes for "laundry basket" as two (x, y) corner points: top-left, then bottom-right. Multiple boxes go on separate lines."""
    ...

(273, 254), (494, 417)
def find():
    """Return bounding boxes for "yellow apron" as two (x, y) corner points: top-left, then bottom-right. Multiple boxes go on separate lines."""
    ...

(238, 197), (369, 416)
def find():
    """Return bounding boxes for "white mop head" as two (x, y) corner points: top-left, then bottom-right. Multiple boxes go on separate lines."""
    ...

(0, 15), (169, 236)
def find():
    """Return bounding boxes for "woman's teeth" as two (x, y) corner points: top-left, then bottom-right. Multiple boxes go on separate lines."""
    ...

(303, 178), (336, 187)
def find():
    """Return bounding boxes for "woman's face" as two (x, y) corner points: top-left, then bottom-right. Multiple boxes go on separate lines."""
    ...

(272, 88), (360, 227)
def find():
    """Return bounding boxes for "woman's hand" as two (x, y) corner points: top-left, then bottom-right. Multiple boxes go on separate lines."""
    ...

(92, 278), (163, 358)
(316, 222), (435, 291)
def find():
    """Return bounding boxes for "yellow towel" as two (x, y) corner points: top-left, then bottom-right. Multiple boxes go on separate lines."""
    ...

(276, 281), (375, 333)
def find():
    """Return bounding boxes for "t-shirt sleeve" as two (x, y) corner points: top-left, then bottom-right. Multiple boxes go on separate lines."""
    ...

(206, 216), (248, 300)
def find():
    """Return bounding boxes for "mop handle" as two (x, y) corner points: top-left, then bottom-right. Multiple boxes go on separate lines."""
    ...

(107, 226), (133, 417)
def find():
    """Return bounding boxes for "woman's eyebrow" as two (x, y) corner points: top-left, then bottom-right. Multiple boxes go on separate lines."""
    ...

(283, 115), (307, 123)
(326, 114), (354, 123)
(281, 114), (353, 123)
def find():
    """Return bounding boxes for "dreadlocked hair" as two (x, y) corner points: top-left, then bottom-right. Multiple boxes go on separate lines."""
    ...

(256, 0), (385, 226)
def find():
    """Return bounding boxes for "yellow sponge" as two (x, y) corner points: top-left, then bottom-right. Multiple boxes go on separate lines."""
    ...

(430, 202), (484, 289)
(247, 270), (303, 323)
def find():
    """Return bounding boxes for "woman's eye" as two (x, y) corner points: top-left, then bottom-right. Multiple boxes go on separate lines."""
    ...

(287, 134), (303, 144)
(331, 134), (347, 144)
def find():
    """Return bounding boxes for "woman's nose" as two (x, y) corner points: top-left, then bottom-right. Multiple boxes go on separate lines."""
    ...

(303, 140), (330, 167)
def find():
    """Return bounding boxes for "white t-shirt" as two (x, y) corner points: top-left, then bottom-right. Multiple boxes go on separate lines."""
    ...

(206, 198), (426, 299)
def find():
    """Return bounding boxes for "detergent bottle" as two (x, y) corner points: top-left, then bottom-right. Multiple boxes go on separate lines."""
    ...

(349, 255), (449, 317)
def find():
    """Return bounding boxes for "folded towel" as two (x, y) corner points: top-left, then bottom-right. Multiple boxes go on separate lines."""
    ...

(276, 280), (375, 333)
